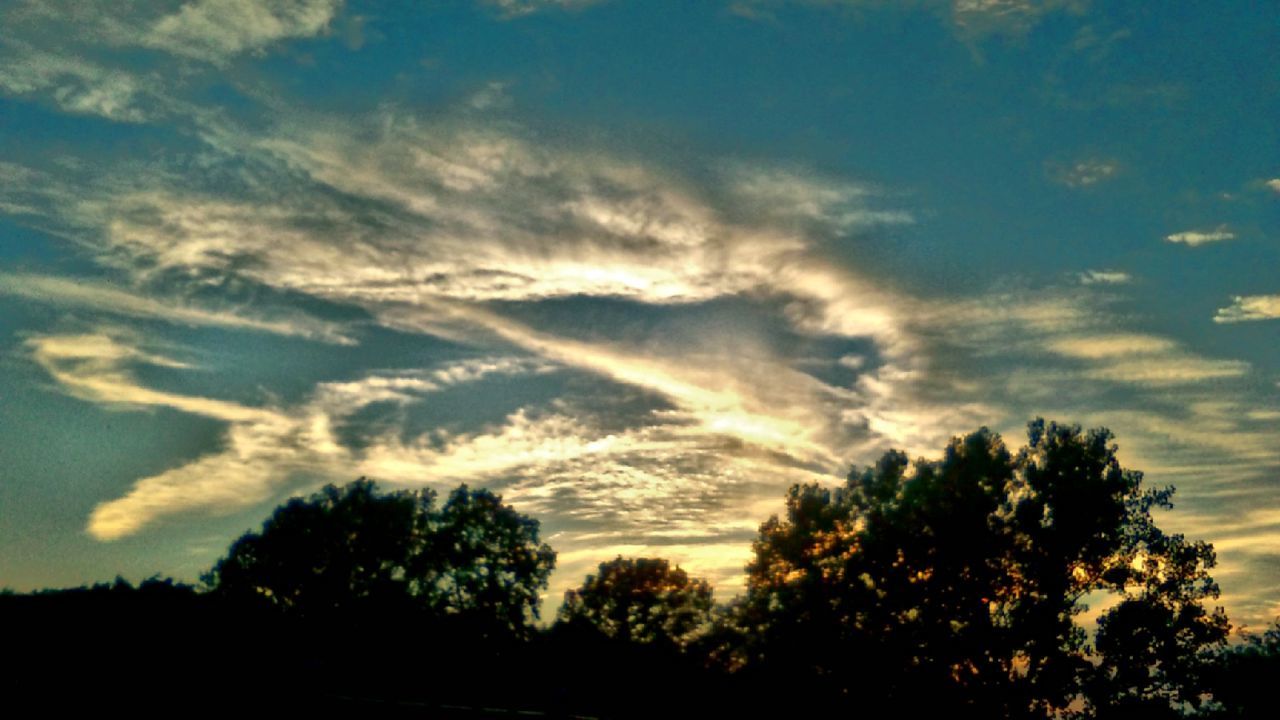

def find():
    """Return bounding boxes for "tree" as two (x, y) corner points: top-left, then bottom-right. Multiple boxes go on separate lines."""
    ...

(415, 484), (558, 637)
(556, 556), (714, 649)
(727, 420), (1228, 718)
(203, 479), (555, 637)
(1202, 620), (1280, 719)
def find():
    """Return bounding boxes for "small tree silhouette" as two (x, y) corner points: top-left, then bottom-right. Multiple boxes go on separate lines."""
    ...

(557, 556), (714, 649)
(203, 478), (555, 638)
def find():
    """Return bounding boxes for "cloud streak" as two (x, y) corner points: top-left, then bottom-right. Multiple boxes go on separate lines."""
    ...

(142, 0), (343, 63)
(483, 0), (602, 18)
(1166, 226), (1235, 246)
(0, 273), (354, 344)
(35, 332), (557, 540)
(1215, 294), (1280, 324)
(0, 44), (151, 122)
(1078, 269), (1132, 285)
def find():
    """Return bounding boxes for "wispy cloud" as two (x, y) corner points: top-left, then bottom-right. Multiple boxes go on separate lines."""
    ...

(0, 44), (151, 122)
(1039, 333), (1248, 385)
(0, 0), (344, 123)
(1165, 226), (1235, 246)
(1266, 179), (1280, 194)
(734, 0), (1085, 41)
(1078, 269), (1131, 285)
(950, 0), (1084, 40)
(0, 273), (354, 344)
(483, 0), (603, 18)
(20, 109), (950, 548)
(142, 0), (344, 64)
(10, 90), (1278, 626)
(1047, 157), (1120, 188)
(26, 332), (282, 424)
(1215, 294), (1280, 324)
(30, 333), (555, 539)
(1046, 333), (1176, 359)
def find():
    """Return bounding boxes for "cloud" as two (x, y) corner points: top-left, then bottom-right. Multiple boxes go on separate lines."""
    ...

(0, 273), (354, 344)
(1165, 226), (1235, 246)
(1048, 157), (1120, 188)
(1266, 179), (1280, 194)
(1215, 294), (1280, 324)
(26, 332), (282, 423)
(142, 0), (344, 63)
(1078, 269), (1131, 285)
(1046, 333), (1176, 359)
(0, 0), (345, 125)
(0, 45), (150, 122)
(1040, 333), (1251, 388)
(950, 0), (1084, 40)
(14, 96), (1279, 627)
(89, 106), (1256, 496)
(724, 165), (913, 232)
(482, 0), (602, 18)
(734, 0), (1085, 41)
(1081, 356), (1249, 385)
(35, 337), (554, 539)
(26, 110), (955, 547)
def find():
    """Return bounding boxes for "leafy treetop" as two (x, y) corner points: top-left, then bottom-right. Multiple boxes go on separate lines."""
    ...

(557, 556), (714, 649)
(726, 419), (1228, 718)
(204, 479), (555, 637)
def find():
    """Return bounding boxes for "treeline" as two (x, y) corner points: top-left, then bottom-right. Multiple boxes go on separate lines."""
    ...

(4, 420), (1277, 718)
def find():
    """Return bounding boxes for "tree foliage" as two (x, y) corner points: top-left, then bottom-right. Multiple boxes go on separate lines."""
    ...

(726, 419), (1228, 718)
(557, 556), (714, 649)
(1202, 621), (1280, 719)
(204, 479), (555, 637)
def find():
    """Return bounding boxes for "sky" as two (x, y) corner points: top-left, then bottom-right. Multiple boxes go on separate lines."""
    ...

(0, 0), (1277, 627)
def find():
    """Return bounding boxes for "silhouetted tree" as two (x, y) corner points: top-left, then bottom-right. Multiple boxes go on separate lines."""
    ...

(204, 479), (555, 638)
(1202, 620), (1280, 719)
(723, 420), (1228, 719)
(415, 484), (558, 638)
(557, 556), (714, 649)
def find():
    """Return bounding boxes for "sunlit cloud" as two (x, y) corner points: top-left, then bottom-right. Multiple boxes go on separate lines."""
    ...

(1040, 334), (1249, 385)
(26, 332), (283, 424)
(33, 337), (557, 539)
(16, 108), (964, 558)
(1266, 178), (1280, 194)
(1215, 294), (1280, 324)
(379, 301), (856, 470)
(1045, 333), (1175, 359)
(1082, 356), (1249, 385)
(1165, 226), (1235, 246)
(7, 76), (1277, 627)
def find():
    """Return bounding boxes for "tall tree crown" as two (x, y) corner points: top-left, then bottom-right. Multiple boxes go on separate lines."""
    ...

(733, 419), (1227, 718)
(204, 479), (555, 637)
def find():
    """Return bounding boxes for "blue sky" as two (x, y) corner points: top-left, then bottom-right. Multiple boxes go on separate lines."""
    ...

(1, 0), (1277, 626)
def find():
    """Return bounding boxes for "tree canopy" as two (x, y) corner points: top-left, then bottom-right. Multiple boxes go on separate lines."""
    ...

(557, 556), (714, 649)
(203, 479), (555, 637)
(3, 421), (1265, 717)
(1203, 621), (1280, 719)
(725, 419), (1228, 718)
